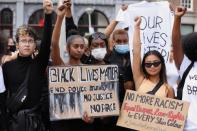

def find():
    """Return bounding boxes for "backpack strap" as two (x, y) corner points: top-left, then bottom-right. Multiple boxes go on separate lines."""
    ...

(177, 61), (194, 100)
(147, 80), (164, 95)
(6, 65), (31, 113)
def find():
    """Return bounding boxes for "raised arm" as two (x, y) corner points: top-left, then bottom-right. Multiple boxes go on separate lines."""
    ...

(172, 6), (186, 69)
(65, 0), (78, 38)
(51, 4), (67, 65)
(104, 20), (118, 38)
(132, 17), (144, 90)
(104, 20), (118, 52)
(36, 0), (53, 71)
(104, 4), (128, 37)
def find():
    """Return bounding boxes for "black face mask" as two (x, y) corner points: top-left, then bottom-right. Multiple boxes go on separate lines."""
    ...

(9, 45), (16, 52)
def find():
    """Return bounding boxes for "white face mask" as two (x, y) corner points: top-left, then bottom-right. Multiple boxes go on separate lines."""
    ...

(91, 48), (107, 61)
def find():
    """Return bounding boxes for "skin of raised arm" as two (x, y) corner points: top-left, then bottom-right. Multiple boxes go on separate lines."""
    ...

(104, 4), (128, 51)
(104, 20), (118, 38)
(104, 20), (118, 52)
(132, 17), (144, 90)
(51, 5), (66, 65)
(172, 6), (186, 69)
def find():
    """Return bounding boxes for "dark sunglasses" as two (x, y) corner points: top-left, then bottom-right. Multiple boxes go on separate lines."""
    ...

(144, 61), (161, 68)
(91, 32), (107, 40)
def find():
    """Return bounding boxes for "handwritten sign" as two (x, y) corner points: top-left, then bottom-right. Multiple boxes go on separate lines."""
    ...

(48, 65), (120, 120)
(116, 1), (173, 63)
(117, 90), (189, 131)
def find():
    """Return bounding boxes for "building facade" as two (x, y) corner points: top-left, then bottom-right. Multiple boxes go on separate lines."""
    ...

(0, 0), (142, 38)
(0, 0), (196, 38)
(169, 0), (197, 35)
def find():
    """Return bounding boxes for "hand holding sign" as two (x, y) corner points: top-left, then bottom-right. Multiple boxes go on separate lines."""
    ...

(175, 6), (187, 18)
(82, 111), (94, 124)
(43, 0), (53, 14)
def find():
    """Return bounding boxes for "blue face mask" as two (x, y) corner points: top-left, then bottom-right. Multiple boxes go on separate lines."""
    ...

(114, 44), (129, 54)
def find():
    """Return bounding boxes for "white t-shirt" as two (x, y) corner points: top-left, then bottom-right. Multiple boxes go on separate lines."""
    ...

(166, 61), (179, 96)
(0, 66), (6, 93)
(179, 55), (197, 131)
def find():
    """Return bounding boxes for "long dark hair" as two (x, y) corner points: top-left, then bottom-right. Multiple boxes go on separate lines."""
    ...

(141, 50), (167, 83)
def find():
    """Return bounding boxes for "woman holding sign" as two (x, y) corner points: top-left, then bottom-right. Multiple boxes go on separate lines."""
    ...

(132, 16), (174, 98)
(50, 1), (94, 131)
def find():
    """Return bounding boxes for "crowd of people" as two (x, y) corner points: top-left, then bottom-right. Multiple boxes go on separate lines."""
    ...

(0, 0), (196, 131)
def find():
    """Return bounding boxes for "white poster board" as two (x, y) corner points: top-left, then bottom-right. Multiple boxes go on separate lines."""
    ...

(116, 1), (174, 63)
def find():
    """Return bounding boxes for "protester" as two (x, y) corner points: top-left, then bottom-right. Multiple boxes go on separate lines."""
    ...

(0, 0), (53, 130)
(132, 16), (174, 98)
(84, 32), (108, 65)
(105, 29), (134, 101)
(7, 37), (16, 53)
(84, 32), (124, 131)
(104, 30), (135, 131)
(85, 32), (109, 131)
(50, 1), (93, 131)
(172, 6), (197, 130)
(0, 34), (17, 64)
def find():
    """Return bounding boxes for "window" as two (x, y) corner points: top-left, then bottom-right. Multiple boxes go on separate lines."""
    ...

(28, 9), (56, 40)
(181, 0), (193, 11)
(181, 24), (194, 35)
(78, 10), (109, 36)
(0, 8), (13, 37)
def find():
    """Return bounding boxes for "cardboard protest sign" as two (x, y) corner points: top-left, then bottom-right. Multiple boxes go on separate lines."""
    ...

(116, 1), (173, 63)
(82, 90), (119, 117)
(117, 90), (190, 131)
(48, 65), (120, 120)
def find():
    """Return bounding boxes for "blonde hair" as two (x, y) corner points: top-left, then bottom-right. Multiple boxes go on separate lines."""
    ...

(15, 25), (38, 43)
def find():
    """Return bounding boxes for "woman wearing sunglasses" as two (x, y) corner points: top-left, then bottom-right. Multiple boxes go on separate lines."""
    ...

(132, 16), (174, 98)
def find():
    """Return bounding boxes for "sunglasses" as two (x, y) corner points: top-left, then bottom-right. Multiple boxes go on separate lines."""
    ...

(91, 32), (107, 40)
(144, 61), (161, 68)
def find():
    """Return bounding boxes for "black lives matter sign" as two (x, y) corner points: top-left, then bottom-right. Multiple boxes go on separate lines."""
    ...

(48, 65), (120, 120)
